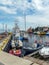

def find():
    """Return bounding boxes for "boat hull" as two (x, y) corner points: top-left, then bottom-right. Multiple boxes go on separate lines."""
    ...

(45, 34), (49, 36)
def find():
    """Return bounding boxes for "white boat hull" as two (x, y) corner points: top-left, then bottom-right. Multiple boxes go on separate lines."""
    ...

(39, 47), (49, 58)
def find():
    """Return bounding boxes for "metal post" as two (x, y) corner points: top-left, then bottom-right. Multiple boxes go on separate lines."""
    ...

(24, 13), (26, 31)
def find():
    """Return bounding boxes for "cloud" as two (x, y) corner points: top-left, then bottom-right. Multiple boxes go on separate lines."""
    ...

(0, 0), (49, 15)
(0, 0), (43, 15)
(0, 6), (16, 14)
(0, 0), (49, 29)
(26, 15), (49, 27)
(16, 14), (49, 28)
(0, 0), (13, 5)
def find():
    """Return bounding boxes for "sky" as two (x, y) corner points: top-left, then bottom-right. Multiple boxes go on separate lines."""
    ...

(0, 0), (49, 30)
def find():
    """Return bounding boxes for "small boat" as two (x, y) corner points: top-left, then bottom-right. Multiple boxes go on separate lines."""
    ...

(39, 43), (49, 58)
(46, 31), (49, 36)
(34, 32), (37, 35)
(38, 31), (46, 35)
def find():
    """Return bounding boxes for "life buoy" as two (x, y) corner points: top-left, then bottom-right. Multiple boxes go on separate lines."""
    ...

(14, 49), (21, 56)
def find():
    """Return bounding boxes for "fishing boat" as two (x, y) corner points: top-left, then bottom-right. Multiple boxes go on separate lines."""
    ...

(23, 37), (42, 52)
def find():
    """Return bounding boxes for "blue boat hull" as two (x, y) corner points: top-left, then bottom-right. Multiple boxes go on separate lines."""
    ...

(45, 34), (49, 36)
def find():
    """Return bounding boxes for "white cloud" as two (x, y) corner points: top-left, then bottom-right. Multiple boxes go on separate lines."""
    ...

(32, 0), (43, 10)
(0, 6), (16, 14)
(26, 15), (49, 27)
(0, 0), (49, 29)
(16, 15), (49, 28)
(0, 24), (2, 28)
(0, 0), (49, 14)
(0, 0), (13, 5)
(0, 23), (4, 29)
(0, 0), (45, 14)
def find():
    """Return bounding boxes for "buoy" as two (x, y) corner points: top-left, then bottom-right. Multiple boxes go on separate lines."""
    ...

(9, 50), (14, 55)
(14, 49), (21, 56)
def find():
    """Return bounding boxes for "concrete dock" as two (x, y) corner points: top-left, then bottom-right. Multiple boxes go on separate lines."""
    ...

(0, 51), (32, 65)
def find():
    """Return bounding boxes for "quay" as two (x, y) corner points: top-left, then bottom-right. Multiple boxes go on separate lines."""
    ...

(0, 51), (32, 65)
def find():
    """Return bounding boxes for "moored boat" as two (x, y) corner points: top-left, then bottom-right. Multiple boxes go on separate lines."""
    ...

(39, 43), (49, 58)
(46, 31), (49, 36)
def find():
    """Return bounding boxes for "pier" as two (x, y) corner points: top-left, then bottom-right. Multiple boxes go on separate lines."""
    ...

(0, 51), (32, 65)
